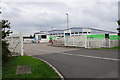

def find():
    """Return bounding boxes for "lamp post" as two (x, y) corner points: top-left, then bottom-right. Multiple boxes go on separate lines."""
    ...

(40, 25), (42, 32)
(66, 13), (69, 29)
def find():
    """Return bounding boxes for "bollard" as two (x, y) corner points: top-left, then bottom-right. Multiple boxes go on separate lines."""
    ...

(52, 41), (53, 45)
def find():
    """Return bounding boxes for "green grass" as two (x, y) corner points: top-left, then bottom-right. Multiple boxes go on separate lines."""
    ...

(49, 44), (120, 50)
(2, 55), (61, 79)
(91, 46), (120, 50)
(48, 44), (84, 49)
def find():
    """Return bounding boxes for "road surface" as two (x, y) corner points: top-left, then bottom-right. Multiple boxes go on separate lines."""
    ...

(24, 43), (118, 78)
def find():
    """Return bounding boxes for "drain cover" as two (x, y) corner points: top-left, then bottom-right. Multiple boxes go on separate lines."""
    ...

(16, 65), (31, 74)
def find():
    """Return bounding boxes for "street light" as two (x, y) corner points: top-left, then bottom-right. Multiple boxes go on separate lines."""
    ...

(66, 13), (69, 29)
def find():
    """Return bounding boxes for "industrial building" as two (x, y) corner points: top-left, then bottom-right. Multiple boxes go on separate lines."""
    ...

(63, 27), (118, 48)
(34, 31), (50, 43)
(64, 27), (117, 38)
(34, 27), (118, 43)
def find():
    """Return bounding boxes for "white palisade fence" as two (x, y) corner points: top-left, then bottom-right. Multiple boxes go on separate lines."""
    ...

(65, 36), (86, 47)
(6, 32), (23, 56)
(54, 36), (119, 48)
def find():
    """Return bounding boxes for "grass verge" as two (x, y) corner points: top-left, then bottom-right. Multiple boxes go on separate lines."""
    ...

(91, 46), (120, 50)
(48, 44), (84, 49)
(48, 44), (120, 50)
(2, 55), (61, 79)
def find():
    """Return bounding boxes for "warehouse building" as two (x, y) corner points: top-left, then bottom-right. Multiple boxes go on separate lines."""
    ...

(34, 27), (118, 43)
(64, 27), (117, 38)
(34, 31), (50, 43)
(48, 29), (64, 41)
(63, 27), (118, 48)
(48, 29), (64, 37)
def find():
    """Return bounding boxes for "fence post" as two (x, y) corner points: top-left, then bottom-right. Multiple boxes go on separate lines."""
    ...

(64, 37), (66, 46)
(71, 37), (74, 45)
(87, 39), (89, 48)
(109, 39), (110, 48)
(85, 35), (87, 48)
(20, 32), (23, 56)
(99, 40), (100, 48)
(11, 36), (14, 52)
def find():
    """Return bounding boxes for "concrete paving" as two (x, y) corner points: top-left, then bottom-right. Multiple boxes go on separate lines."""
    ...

(24, 43), (118, 78)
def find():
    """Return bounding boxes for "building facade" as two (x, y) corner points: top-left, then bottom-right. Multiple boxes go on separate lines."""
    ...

(34, 31), (50, 43)
(34, 27), (118, 43)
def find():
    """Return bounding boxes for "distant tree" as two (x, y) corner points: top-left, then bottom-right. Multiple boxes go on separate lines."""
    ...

(1, 20), (13, 39)
(117, 19), (120, 36)
(117, 19), (120, 26)
(33, 34), (35, 38)
(29, 34), (33, 38)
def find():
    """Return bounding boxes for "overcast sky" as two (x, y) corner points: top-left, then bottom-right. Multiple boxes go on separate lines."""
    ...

(1, 0), (119, 35)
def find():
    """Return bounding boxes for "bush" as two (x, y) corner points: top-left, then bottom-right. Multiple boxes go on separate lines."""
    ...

(2, 41), (10, 63)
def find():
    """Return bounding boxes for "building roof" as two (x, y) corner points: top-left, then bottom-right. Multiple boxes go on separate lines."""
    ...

(34, 31), (49, 34)
(48, 29), (64, 34)
(64, 27), (117, 33)
(48, 29), (64, 32)
(34, 27), (117, 34)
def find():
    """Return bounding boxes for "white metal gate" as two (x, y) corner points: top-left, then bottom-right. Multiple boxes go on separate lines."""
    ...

(65, 35), (86, 47)
(6, 32), (23, 56)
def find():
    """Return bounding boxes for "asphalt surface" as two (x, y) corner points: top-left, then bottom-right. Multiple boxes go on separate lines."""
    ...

(24, 43), (118, 78)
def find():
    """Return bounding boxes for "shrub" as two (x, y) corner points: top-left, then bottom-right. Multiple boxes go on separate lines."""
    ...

(2, 40), (10, 63)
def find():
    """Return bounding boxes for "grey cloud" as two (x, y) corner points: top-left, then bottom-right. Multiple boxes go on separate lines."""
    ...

(82, 2), (117, 22)
(2, 1), (118, 35)
(2, 3), (22, 18)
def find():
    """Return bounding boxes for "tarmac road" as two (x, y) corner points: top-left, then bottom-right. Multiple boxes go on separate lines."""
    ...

(24, 43), (118, 78)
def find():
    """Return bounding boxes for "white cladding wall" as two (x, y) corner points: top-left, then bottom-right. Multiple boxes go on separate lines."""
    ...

(82, 28), (91, 32)
(35, 33), (50, 42)
(64, 29), (71, 37)
(23, 39), (34, 43)
(64, 28), (91, 37)
(64, 29), (71, 33)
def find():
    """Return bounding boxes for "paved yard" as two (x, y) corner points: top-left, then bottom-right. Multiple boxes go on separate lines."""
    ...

(24, 43), (118, 78)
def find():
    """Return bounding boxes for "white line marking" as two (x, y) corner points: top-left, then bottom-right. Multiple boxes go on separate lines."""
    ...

(26, 54), (64, 80)
(60, 53), (119, 61)
(25, 48), (119, 61)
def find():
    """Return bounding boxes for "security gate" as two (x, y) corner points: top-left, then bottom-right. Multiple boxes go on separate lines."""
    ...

(65, 35), (86, 47)
(6, 32), (23, 56)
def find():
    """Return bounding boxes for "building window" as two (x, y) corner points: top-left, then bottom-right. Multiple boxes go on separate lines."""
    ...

(59, 33), (61, 35)
(41, 35), (46, 39)
(79, 32), (82, 34)
(75, 35), (78, 36)
(65, 33), (70, 36)
(83, 32), (87, 33)
(105, 34), (109, 39)
(71, 32), (74, 34)
(75, 32), (78, 34)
